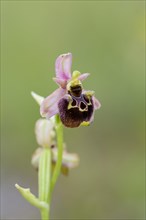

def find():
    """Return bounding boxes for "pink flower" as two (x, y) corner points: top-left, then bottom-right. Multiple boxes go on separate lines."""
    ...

(40, 53), (101, 128)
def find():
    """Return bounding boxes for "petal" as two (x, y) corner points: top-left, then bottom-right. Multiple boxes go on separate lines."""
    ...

(40, 88), (66, 118)
(55, 53), (72, 80)
(77, 73), (90, 81)
(93, 96), (101, 110)
(58, 94), (94, 128)
(53, 77), (67, 89)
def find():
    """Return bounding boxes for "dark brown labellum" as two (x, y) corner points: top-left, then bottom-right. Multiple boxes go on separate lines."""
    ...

(58, 94), (94, 128)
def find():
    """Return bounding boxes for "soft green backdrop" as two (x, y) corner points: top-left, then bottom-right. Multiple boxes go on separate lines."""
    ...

(1, 1), (145, 219)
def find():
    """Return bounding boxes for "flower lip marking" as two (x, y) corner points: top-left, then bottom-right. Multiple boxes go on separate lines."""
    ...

(59, 77), (94, 127)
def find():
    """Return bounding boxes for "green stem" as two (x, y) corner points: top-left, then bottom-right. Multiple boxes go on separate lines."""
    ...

(49, 115), (63, 200)
(41, 208), (49, 220)
(16, 116), (63, 219)
(39, 148), (51, 220)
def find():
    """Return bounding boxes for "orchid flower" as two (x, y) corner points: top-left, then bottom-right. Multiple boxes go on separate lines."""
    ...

(40, 53), (101, 127)
(31, 146), (79, 176)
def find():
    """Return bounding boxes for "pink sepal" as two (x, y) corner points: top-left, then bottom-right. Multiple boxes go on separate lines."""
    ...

(53, 77), (67, 89)
(40, 88), (66, 118)
(93, 96), (101, 110)
(55, 53), (72, 80)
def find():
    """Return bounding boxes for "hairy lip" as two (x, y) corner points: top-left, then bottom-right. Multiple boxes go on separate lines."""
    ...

(58, 94), (94, 128)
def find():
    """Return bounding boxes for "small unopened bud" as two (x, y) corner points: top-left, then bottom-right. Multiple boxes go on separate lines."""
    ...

(35, 119), (55, 148)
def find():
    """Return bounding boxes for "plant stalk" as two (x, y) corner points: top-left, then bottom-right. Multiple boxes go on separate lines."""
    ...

(49, 115), (63, 201)
(39, 147), (51, 220)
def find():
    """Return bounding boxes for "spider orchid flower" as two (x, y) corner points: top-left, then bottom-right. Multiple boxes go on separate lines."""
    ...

(40, 53), (101, 128)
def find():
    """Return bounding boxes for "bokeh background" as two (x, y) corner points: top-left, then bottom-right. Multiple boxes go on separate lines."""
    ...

(1, 1), (145, 219)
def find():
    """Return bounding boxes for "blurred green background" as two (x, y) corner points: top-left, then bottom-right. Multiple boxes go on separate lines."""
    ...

(1, 1), (145, 219)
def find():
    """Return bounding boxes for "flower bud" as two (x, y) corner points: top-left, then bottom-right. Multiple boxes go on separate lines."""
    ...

(35, 119), (55, 148)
